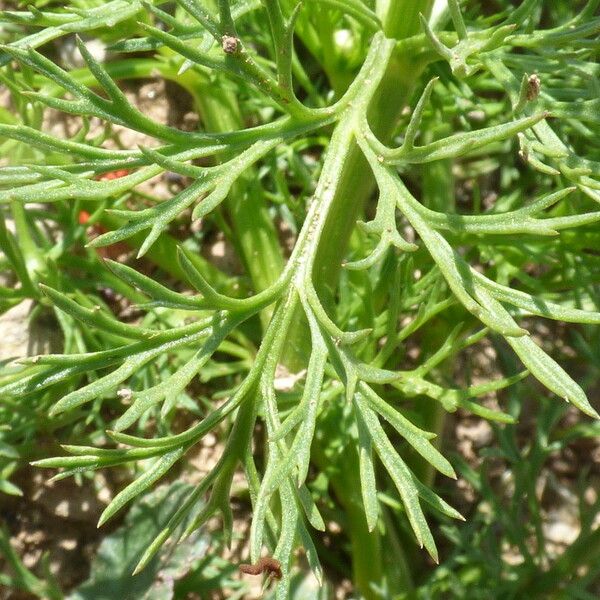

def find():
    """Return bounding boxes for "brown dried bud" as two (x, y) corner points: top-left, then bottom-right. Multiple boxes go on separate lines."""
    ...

(222, 35), (238, 54)
(526, 74), (541, 101)
(239, 557), (282, 579)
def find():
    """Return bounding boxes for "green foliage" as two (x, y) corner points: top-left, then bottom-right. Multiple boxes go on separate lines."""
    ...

(68, 482), (211, 600)
(0, 525), (62, 599)
(1, 0), (599, 597)
(402, 387), (600, 599)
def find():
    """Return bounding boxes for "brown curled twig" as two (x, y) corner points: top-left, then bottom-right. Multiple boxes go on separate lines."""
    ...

(239, 556), (282, 579)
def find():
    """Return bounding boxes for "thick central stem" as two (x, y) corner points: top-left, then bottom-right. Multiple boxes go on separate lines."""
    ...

(283, 4), (435, 597)
(312, 57), (430, 298)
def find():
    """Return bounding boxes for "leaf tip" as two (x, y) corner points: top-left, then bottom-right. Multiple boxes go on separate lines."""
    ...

(48, 406), (61, 418)
(97, 512), (109, 528)
(131, 564), (143, 577)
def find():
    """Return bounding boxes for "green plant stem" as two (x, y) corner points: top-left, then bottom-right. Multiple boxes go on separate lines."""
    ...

(343, 470), (385, 598)
(0, 208), (36, 296)
(282, 3), (436, 590)
(190, 5), (285, 333)
(270, 33), (398, 592)
(377, 0), (435, 40)
(193, 82), (285, 329)
(303, 5), (436, 595)
(290, 4), (436, 351)
(10, 201), (45, 288)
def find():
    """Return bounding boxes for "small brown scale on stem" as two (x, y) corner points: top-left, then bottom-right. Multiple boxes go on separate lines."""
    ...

(239, 557), (282, 579)
(222, 35), (239, 54)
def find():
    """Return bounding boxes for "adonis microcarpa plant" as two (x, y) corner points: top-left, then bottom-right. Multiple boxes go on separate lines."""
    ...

(1, 0), (600, 597)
